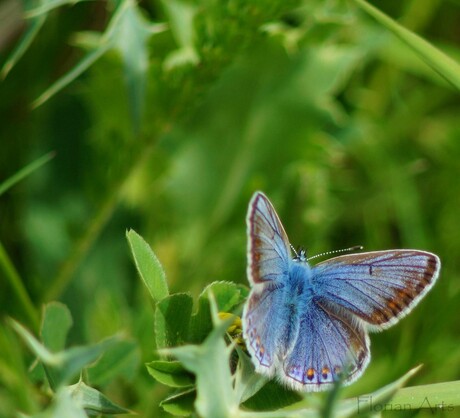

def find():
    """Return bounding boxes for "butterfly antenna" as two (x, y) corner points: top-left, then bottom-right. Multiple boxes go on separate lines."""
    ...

(307, 245), (363, 261)
(290, 244), (299, 258)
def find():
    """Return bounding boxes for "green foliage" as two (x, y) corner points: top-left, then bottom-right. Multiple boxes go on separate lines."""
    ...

(8, 309), (133, 417)
(1, 0), (460, 416)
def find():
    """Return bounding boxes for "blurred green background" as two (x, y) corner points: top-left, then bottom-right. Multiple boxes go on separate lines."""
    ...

(1, 0), (459, 416)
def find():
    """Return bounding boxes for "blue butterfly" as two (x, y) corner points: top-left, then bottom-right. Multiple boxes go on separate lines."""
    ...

(243, 191), (440, 391)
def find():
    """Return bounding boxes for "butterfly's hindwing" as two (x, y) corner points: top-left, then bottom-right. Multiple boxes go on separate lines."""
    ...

(312, 250), (440, 329)
(243, 285), (285, 375)
(281, 297), (370, 391)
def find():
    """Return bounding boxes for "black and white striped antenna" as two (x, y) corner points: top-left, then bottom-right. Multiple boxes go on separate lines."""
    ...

(306, 245), (363, 262)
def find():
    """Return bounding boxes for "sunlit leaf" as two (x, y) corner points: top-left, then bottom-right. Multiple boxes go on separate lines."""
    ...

(126, 229), (169, 302)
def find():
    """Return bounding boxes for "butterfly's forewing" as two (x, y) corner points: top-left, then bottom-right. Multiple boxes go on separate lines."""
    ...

(312, 250), (440, 330)
(246, 192), (291, 285)
(243, 192), (291, 375)
(282, 298), (370, 391)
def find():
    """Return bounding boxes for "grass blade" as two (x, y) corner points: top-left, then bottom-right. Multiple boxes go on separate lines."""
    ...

(32, 42), (112, 108)
(353, 0), (460, 90)
(389, 380), (460, 411)
(0, 243), (39, 332)
(0, 151), (55, 197)
(1, 14), (46, 79)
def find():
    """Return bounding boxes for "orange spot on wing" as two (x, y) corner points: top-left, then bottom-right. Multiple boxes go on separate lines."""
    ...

(387, 300), (400, 314)
(306, 368), (315, 381)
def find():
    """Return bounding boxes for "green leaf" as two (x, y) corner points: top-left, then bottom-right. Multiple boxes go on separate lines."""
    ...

(67, 380), (131, 415)
(126, 229), (169, 303)
(155, 293), (193, 350)
(190, 281), (247, 343)
(41, 302), (73, 353)
(160, 388), (196, 416)
(163, 293), (238, 418)
(10, 319), (119, 389)
(382, 380), (460, 411)
(353, 0), (460, 90)
(146, 360), (194, 388)
(86, 339), (140, 386)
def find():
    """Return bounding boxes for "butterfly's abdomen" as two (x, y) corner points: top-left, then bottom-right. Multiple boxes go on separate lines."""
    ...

(283, 263), (315, 321)
(276, 262), (315, 358)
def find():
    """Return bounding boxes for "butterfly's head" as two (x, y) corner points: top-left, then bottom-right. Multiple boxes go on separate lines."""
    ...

(293, 247), (307, 263)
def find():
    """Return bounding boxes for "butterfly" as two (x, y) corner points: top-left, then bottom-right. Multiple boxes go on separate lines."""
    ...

(242, 191), (440, 391)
